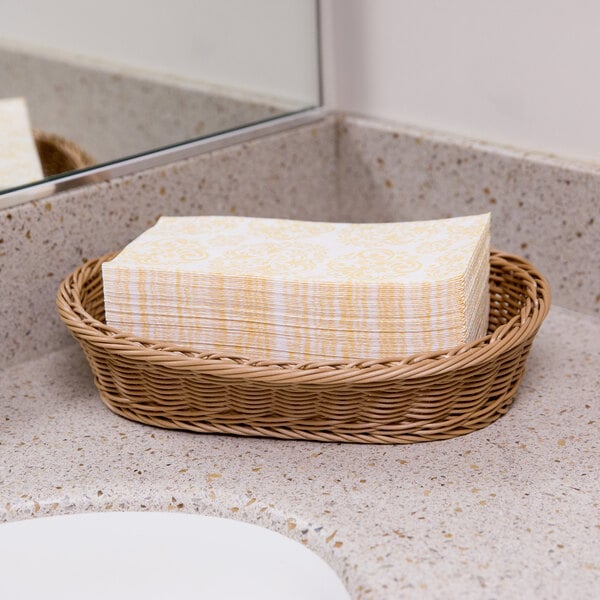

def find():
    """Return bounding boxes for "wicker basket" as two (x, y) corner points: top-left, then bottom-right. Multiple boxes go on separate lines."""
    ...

(34, 130), (95, 177)
(56, 250), (550, 444)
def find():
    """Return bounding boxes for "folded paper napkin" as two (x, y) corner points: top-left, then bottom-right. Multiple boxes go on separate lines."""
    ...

(103, 214), (491, 361)
(0, 97), (43, 189)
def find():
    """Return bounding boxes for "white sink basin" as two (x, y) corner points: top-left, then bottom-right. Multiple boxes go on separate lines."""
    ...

(0, 511), (350, 600)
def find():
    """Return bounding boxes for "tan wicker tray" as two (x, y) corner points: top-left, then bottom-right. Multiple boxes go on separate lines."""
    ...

(56, 250), (550, 444)
(34, 130), (95, 177)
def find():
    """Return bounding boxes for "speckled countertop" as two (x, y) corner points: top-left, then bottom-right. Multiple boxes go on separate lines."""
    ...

(1, 113), (599, 599)
(1, 305), (598, 599)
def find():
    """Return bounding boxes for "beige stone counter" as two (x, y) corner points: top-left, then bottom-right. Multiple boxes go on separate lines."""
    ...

(1, 113), (599, 599)
(1, 305), (598, 599)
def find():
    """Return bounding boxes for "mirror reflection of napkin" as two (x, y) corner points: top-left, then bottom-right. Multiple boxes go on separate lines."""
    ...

(103, 214), (490, 361)
(0, 97), (43, 189)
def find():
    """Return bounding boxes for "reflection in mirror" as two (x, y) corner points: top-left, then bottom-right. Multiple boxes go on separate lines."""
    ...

(0, 0), (321, 198)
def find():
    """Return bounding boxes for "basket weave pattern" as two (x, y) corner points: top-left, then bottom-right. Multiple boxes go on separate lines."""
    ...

(34, 130), (95, 177)
(57, 251), (550, 444)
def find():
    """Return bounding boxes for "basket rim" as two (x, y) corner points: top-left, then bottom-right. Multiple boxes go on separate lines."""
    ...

(33, 129), (96, 168)
(56, 249), (550, 385)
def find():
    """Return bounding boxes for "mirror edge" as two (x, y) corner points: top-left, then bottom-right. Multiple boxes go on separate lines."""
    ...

(0, 107), (328, 210)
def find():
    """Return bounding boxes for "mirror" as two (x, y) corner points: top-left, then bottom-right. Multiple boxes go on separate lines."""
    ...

(0, 0), (321, 200)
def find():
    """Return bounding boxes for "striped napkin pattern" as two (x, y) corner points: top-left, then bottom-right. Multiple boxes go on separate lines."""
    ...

(0, 97), (43, 189)
(103, 214), (490, 361)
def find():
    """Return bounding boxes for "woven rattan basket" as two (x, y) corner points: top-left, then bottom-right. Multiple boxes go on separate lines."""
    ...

(34, 130), (95, 177)
(56, 250), (550, 444)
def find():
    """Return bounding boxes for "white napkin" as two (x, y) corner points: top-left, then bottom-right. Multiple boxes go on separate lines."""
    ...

(0, 97), (43, 189)
(103, 214), (491, 361)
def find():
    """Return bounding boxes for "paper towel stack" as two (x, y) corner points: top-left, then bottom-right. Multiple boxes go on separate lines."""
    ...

(0, 97), (43, 189)
(102, 214), (490, 361)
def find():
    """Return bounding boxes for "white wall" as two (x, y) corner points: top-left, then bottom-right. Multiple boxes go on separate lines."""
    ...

(322, 0), (600, 164)
(0, 0), (319, 105)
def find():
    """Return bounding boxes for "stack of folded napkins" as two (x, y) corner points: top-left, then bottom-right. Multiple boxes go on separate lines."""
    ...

(103, 213), (490, 361)
(0, 97), (43, 189)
